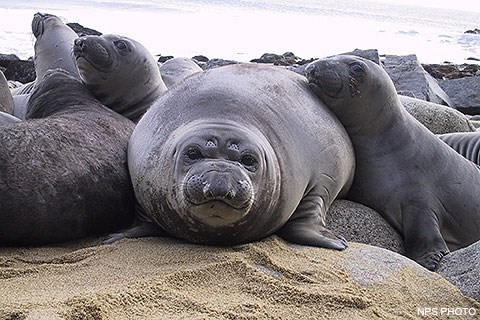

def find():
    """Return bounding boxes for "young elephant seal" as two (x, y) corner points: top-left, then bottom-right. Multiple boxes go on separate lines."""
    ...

(73, 34), (167, 122)
(305, 55), (480, 270)
(0, 69), (135, 245)
(107, 63), (355, 249)
(12, 12), (80, 119)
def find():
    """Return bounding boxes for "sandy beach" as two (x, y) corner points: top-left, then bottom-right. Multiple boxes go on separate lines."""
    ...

(1, 228), (478, 319)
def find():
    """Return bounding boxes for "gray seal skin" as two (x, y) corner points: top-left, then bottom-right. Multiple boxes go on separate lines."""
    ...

(0, 69), (135, 245)
(73, 34), (167, 122)
(0, 111), (20, 124)
(118, 63), (355, 248)
(0, 71), (13, 114)
(159, 57), (203, 88)
(305, 55), (480, 271)
(438, 132), (480, 165)
(12, 13), (80, 119)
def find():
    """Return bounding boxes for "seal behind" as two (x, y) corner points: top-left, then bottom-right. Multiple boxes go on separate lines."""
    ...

(306, 55), (480, 270)
(0, 69), (135, 245)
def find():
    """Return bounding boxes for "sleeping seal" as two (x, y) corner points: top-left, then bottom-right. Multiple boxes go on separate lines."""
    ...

(305, 55), (480, 270)
(106, 63), (355, 249)
(0, 69), (135, 245)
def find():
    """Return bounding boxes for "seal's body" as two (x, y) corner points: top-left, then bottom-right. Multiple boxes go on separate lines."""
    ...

(119, 63), (355, 248)
(306, 55), (480, 270)
(0, 69), (135, 245)
(159, 57), (203, 88)
(438, 131), (480, 165)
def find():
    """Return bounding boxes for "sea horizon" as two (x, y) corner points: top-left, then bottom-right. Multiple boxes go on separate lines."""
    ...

(0, 0), (479, 64)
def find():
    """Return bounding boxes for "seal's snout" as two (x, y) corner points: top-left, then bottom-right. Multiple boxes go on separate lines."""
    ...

(305, 60), (344, 99)
(74, 37), (85, 50)
(184, 170), (253, 209)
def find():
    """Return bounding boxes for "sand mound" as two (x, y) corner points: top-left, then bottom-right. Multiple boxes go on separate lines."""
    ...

(1, 236), (478, 319)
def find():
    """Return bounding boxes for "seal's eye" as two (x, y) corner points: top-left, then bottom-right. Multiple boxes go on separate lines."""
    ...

(184, 146), (203, 162)
(349, 62), (365, 76)
(240, 154), (258, 172)
(114, 41), (128, 51)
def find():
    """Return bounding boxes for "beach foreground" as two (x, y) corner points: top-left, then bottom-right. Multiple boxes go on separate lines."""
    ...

(1, 218), (478, 319)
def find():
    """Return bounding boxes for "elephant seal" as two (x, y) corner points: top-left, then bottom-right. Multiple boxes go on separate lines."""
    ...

(73, 34), (167, 122)
(12, 13), (80, 119)
(0, 69), (135, 245)
(438, 131), (480, 165)
(32, 12), (80, 80)
(159, 57), (203, 88)
(106, 63), (355, 248)
(0, 111), (20, 124)
(0, 71), (13, 114)
(305, 55), (480, 270)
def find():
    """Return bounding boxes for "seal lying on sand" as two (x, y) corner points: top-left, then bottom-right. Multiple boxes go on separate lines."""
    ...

(73, 34), (167, 122)
(305, 55), (480, 270)
(106, 63), (355, 249)
(0, 69), (135, 245)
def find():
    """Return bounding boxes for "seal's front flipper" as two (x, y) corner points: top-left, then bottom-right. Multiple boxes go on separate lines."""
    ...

(276, 195), (347, 250)
(103, 203), (167, 244)
(277, 220), (347, 250)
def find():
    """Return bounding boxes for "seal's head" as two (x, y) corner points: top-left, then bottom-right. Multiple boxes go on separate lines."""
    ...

(305, 55), (397, 127)
(133, 120), (282, 245)
(31, 13), (65, 38)
(73, 34), (165, 120)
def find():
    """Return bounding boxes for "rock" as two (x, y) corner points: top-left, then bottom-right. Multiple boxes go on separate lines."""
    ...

(251, 52), (313, 67)
(201, 58), (239, 70)
(0, 53), (20, 69)
(327, 200), (405, 254)
(250, 53), (282, 64)
(465, 28), (480, 34)
(383, 54), (452, 106)
(437, 240), (480, 302)
(399, 95), (475, 134)
(157, 55), (174, 63)
(3, 60), (35, 83)
(342, 48), (381, 65)
(423, 63), (480, 80)
(440, 76), (480, 115)
(66, 22), (102, 36)
(192, 55), (209, 63)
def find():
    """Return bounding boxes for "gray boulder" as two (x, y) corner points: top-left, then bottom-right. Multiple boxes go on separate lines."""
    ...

(437, 240), (480, 302)
(383, 54), (452, 106)
(327, 200), (404, 254)
(399, 95), (475, 134)
(342, 48), (381, 65)
(440, 76), (480, 115)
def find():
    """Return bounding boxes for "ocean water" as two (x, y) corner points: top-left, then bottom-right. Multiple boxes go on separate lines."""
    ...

(0, 0), (479, 64)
